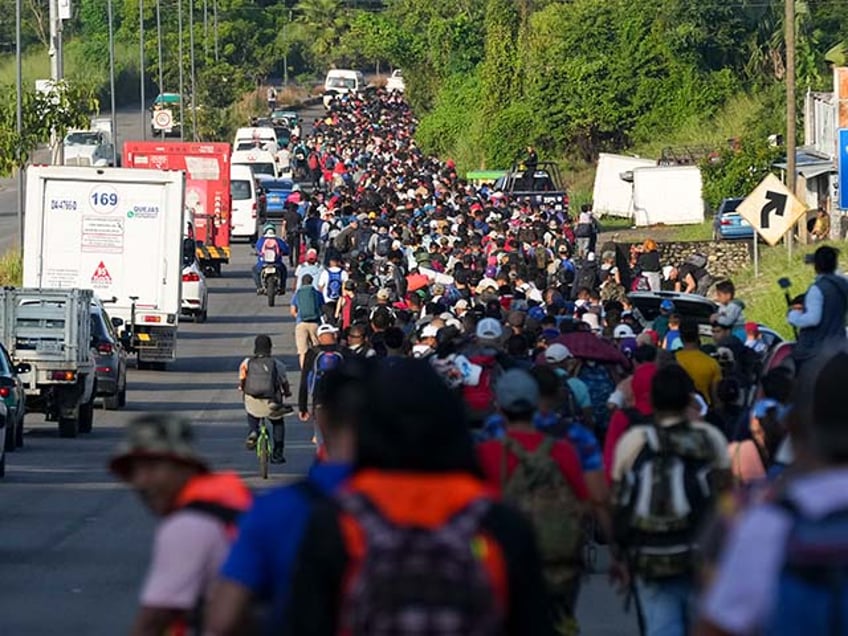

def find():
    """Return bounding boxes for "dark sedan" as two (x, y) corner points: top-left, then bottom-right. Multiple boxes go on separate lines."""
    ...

(92, 302), (128, 410)
(0, 342), (27, 460)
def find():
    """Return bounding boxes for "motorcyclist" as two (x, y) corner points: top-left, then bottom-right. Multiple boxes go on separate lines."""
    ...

(253, 224), (290, 295)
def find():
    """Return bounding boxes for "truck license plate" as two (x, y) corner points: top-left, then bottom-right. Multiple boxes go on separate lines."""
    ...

(36, 341), (62, 353)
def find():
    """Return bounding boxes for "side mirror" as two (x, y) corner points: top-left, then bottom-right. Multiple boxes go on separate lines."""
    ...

(15, 362), (31, 374)
(111, 316), (124, 328)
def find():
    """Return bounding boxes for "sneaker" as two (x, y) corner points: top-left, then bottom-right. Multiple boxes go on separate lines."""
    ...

(271, 448), (286, 464)
(245, 431), (258, 450)
(281, 404), (295, 415)
(256, 288), (264, 295)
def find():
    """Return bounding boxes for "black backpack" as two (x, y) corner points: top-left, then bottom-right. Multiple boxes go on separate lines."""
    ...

(575, 264), (598, 292)
(376, 235), (392, 257)
(243, 356), (279, 400)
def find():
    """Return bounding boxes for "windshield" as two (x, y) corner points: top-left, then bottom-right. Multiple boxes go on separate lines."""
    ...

(65, 132), (100, 145)
(231, 180), (252, 201)
(327, 77), (356, 90)
(90, 312), (108, 341)
(249, 163), (276, 177)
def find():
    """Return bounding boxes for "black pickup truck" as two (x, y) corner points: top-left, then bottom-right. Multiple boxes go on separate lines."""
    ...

(495, 160), (569, 212)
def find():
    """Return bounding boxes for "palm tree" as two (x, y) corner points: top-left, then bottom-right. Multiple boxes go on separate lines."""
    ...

(290, 0), (352, 69)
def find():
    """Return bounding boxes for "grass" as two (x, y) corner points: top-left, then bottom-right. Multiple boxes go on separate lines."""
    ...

(733, 240), (848, 340)
(0, 250), (22, 287)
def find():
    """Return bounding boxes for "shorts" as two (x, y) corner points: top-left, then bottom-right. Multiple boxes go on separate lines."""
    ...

(295, 322), (319, 356)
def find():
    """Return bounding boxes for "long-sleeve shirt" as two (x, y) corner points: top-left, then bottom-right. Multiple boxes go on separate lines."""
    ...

(788, 281), (823, 329)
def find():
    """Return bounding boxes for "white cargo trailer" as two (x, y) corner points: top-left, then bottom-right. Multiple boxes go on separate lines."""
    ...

(23, 166), (185, 368)
(592, 153), (656, 218)
(631, 165), (705, 227)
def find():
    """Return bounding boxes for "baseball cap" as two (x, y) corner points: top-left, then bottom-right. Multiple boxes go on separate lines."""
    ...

(376, 288), (391, 301)
(662, 265), (675, 281)
(745, 321), (759, 334)
(587, 252), (596, 262)
(109, 414), (208, 480)
(421, 324), (440, 339)
(317, 324), (339, 336)
(495, 369), (540, 413)
(544, 343), (573, 364)
(475, 317), (503, 341)
(660, 299), (675, 312)
(613, 324), (635, 339)
(454, 299), (469, 310)
(507, 310), (526, 328)
(306, 248), (318, 262)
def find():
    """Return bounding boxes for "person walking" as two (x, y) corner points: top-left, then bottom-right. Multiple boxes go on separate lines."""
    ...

(612, 365), (730, 636)
(239, 335), (291, 464)
(290, 275), (323, 369)
(109, 415), (252, 636)
(789, 245), (848, 368)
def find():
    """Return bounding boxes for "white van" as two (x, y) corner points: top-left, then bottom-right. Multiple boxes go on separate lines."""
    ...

(230, 164), (261, 241)
(233, 127), (278, 152)
(231, 149), (279, 179)
(323, 69), (366, 108)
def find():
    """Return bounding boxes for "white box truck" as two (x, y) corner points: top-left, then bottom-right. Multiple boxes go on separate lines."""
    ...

(23, 166), (185, 369)
(592, 153), (656, 219)
(631, 165), (705, 227)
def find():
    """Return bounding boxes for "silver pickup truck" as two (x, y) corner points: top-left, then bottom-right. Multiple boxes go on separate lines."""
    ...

(0, 289), (97, 438)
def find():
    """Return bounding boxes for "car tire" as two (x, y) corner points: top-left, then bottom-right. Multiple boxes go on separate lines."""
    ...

(197, 308), (208, 323)
(103, 391), (121, 410)
(79, 398), (94, 434)
(4, 423), (14, 453)
(58, 416), (79, 438)
(0, 450), (5, 478)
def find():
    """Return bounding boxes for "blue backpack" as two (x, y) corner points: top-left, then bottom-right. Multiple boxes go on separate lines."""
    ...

(326, 270), (343, 301)
(307, 350), (345, 397)
(768, 497), (848, 635)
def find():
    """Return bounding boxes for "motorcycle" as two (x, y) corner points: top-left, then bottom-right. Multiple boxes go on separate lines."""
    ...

(259, 249), (284, 307)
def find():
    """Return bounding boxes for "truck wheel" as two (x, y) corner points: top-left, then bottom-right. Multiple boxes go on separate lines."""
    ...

(79, 398), (94, 434)
(104, 390), (121, 410)
(118, 386), (127, 408)
(58, 416), (79, 438)
(0, 451), (5, 478)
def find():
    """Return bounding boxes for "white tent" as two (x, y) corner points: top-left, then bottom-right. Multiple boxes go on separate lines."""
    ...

(632, 165), (705, 226)
(592, 153), (655, 218)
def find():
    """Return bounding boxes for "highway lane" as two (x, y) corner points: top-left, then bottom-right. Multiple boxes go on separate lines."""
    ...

(0, 99), (638, 634)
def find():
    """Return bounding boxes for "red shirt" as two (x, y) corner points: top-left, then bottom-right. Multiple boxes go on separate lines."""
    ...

(477, 430), (589, 501)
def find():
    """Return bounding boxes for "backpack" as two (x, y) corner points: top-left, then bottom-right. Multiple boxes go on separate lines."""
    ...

(767, 498), (848, 635)
(534, 246), (550, 272)
(243, 356), (279, 400)
(462, 354), (500, 417)
(295, 287), (320, 322)
(538, 381), (581, 439)
(307, 349), (344, 396)
(614, 421), (718, 579)
(336, 492), (503, 636)
(259, 237), (281, 263)
(375, 234), (392, 257)
(500, 436), (585, 590)
(575, 264), (598, 292)
(326, 269), (343, 301)
(631, 275), (650, 292)
(577, 363), (616, 431)
(552, 261), (576, 289)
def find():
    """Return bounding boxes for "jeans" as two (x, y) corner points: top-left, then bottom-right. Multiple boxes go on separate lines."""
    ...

(635, 576), (694, 636)
(575, 237), (591, 259)
(253, 263), (287, 290)
(246, 413), (285, 452)
(644, 271), (662, 292)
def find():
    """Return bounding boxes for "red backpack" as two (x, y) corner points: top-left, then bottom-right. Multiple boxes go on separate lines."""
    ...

(462, 354), (500, 416)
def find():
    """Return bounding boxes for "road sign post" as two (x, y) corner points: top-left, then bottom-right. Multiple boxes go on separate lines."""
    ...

(839, 129), (848, 210)
(736, 173), (808, 276)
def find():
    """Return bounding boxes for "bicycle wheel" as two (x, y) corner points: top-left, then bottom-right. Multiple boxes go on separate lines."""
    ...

(257, 424), (270, 479)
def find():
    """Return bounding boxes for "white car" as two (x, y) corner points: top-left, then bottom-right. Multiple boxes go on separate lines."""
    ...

(386, 69), (405, 93)
(181, 257), (209, 323)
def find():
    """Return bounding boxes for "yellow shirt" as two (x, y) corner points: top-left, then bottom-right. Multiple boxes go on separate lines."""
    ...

(675, 348), (722, 405)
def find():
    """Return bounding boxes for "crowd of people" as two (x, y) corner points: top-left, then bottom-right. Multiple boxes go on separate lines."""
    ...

(110, 88), (848, 636)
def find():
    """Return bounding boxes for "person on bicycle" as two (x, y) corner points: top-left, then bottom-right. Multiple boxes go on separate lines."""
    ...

(239, 335), (291, 464)
(253, 225), (290, 295)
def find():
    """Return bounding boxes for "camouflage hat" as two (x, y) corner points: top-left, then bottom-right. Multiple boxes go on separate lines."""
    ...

(109, 414), (208, 480)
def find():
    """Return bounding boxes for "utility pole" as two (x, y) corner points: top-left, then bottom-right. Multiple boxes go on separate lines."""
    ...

(156, 0), (164, 95)
(786, 0), (796, 259)
(177, 0), (184, 141)
(48, 0), (64, 164)
(203, 0), (208, 60)
(213, 0), (218, 62)
(140, 0), (146, 140)
(189, 0), (198, 140)
(107, 0), (118, 166)
(16, 0), (23, 247)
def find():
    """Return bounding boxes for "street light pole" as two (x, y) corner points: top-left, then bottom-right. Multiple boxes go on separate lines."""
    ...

(785, 0), (796, 260)
(177, 0), (184, 141)
(107, 0), (118, 166)
(156, 0), (164, 95)
(189, 0), (198, 140)
(213, 0), (218, 62)
(140, 0), (146, 140)
(16, 0), (23, 247)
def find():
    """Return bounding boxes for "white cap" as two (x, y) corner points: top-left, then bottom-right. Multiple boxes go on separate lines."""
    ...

(421, 324), (440, 339)
(587, 252), (596, 262)
(582, 312), (601, 332)
(317, 324), (339, 336)
(662, 265), (675, 281)
(544, 343), (573, 364)
(613, 324), (635, 339)
(475, 317), (503, 341)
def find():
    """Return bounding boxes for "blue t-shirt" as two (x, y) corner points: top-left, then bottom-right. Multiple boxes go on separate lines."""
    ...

(220, 462), (351, 632)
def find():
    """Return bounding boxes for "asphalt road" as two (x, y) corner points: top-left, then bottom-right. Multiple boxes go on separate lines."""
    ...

(0, 102), (638, 635)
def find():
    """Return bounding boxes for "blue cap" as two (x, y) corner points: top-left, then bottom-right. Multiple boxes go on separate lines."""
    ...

(528, 306), (546, 322)
(660, 299), (675, 312)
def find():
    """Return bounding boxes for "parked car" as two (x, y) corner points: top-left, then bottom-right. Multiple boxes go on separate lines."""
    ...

(271, 110), (298, 128)
(180, 242), (209, 323)
(91, 301), (128, 410)
(713, 197), (753, 240)
(256, 176), (297, 219)
(0, 342), (27, 455)
(0, 398), (9, 477)
(386, 69), (406, 93)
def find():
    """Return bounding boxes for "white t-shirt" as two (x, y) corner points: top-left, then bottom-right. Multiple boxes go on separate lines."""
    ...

(140, 510), (230, 610)
(294, 262), (324, 290)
